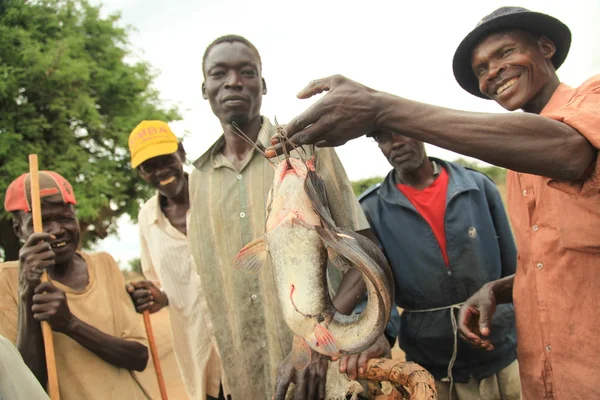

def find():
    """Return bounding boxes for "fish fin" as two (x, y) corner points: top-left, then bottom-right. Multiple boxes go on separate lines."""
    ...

(327, 247), (352, 273)
(314, 323), (339, 356)
(304, 169), (336, 230)
(232, 237), (267, 273)
(291, 335), (312, 371)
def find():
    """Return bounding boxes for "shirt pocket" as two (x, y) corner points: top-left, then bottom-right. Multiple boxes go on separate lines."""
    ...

(554, 190), (600, 253)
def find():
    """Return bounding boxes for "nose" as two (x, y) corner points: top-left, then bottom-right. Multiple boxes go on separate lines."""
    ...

(486, 59), (506, 82)
(225, 71), (243, 89)
(44, 220), (63, 236)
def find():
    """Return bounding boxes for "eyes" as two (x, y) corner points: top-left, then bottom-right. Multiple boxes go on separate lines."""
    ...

(208, 68), (257, 78)
(474, 47), (516, 77)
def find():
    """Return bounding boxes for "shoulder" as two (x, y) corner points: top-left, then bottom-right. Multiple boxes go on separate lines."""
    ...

(358, 183), (381, 204)
(138, 194), (158, 224)
(575, 75), (600, 96)
(0, 261), (19, 284)
(82, 251), (119, 270)
(445, 160), (497, 186)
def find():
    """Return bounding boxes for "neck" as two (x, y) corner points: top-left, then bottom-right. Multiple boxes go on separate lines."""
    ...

(49, 254), (78, 281)
(523, 74), (560, 114)
(222, 115), (263, 159)
(396, 158), (435, 190)
(164, 174), (190, 208)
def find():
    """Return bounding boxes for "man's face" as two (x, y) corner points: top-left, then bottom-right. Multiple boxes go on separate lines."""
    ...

(14, 202), (80, 264)
(374, 132), (427, 174)
(471, 30), (556, 111)
(202, 41), (266, 126)
(138, 147), (186, 199)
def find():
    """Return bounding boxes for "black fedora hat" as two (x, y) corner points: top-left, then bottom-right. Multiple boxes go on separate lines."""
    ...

(453, 6), (571, 99)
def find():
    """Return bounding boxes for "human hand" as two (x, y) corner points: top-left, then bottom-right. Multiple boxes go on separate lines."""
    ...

(18, 233), (56, 300)
(458, 283), (497, 351)
(126, 281), (168, 314)
(274, 347), (328, 400)
(265, 75), (380, 157)
(332, 335), (391, 380)
(31, 281), (75, 333)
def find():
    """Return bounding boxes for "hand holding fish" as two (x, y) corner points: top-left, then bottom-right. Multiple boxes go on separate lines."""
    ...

(274, 346), (328, 400)
(333, 334), (391, 381)
(264, 75), (380, 157)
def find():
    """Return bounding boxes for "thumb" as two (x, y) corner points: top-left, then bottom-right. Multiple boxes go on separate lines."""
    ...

(357, 351), (370, 375)
(479, 306), (491, 336)
(296, 76), (335, 99)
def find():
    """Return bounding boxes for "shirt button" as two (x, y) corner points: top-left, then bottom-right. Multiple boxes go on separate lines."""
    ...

(251, 294), (258, 301)
(537, 263), (544, 269)
(261, 341), (267, 348)
(532, 225), (539, 231)
(522, 190), (527, 196)
(545, 345), (552, 352)
(468, 227), (477, 238)
(236, 174), (242, 180)
(240, 212), (246, 218)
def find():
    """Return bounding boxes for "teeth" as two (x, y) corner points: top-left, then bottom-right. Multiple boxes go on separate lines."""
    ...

(159, 176), (176, 186)
(52, 242), (66, 248)
(496, 78), (518, 95)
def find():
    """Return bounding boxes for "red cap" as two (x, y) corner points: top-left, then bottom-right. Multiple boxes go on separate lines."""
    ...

(4, 171), (77, 213)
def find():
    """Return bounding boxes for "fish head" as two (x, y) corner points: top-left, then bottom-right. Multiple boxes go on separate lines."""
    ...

(266, 156), (319, 231)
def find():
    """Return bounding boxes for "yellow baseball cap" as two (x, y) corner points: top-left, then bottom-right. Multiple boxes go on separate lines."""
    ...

(129, 121), (178, 168)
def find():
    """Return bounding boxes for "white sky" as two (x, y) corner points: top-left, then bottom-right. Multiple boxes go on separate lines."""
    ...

(92, 0), (600, 267)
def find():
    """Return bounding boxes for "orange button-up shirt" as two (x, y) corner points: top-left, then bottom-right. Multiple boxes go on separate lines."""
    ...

(507, 75), (600, 399)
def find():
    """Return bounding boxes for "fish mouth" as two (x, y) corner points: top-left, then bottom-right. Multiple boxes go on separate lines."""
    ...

(158, 176), (176, 186)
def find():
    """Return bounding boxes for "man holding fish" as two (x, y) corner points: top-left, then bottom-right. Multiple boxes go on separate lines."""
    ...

(267, 6), (600, 399)
(189, 34), (391, 400)
(357, 132), (520, 399)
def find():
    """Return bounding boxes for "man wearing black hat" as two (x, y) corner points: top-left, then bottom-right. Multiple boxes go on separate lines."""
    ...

(267, 7), (600, 399)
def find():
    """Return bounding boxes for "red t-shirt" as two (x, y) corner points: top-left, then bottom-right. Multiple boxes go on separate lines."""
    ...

(396, 167), (450, 266)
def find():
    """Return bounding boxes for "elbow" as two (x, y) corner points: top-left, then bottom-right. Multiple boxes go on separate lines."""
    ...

(132, 344), (149, 371)
(555, 133), (596, 180)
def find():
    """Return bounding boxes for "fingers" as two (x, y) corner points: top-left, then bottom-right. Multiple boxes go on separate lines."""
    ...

(296, 76), (336, 99)
(307, 371), (316, 400)
(357, 351), (370, 375)
(34, 281), (59, 295)
(23, 233), (56, 248)
(478, 306), (491, 337)
(293, 372), (307, 400)
(273, 368), (293, 400)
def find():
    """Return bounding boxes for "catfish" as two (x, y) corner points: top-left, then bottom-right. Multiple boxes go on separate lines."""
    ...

(232, 122), (394, 369)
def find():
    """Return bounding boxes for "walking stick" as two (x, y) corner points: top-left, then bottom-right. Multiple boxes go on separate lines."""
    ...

(143, 310), (168, 400)
(28, 154), (60, 400)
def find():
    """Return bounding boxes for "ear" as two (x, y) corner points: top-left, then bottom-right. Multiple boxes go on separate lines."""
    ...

(262, 77), (268, 95)
(12, 213), (26, 241)
(202, 82), (208, 100)
(177, 142), (186, 161)
(538, 36), (556, 61)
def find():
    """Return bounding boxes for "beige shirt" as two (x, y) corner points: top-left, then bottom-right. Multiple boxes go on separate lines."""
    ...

(0, 252), (152, 400)
(0, 334), (49, 400)
(188, 117), (369, 400)
(138, 194), (225, 399)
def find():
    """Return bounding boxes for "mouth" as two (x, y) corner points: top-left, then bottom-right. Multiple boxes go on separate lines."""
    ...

(495, 77), (519, 96)
(223, 95), (247, 103)
(50, 240), (69, 249)
(159, 176), (176, 186)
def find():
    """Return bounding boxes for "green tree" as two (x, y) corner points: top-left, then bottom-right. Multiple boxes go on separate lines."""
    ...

(128, 257), (142, 275)
(352, 176), (384, 197)
(0, 0), (181, 261)
(452, 158), (507, 184)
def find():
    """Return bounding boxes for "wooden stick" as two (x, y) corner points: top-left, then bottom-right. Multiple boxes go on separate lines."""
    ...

(143, 310), (168, 400)
(28, 154), (61, 400)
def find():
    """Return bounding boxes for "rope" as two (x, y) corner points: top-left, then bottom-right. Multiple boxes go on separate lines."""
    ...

(403, 302), (465, 399)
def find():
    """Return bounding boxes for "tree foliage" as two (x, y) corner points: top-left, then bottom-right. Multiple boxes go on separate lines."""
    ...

(352, 176), (385, 197)
(0, 0), (181, 261)
(452, 158), (507, 184)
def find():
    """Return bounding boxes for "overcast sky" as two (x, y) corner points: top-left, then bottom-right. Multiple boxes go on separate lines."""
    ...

(92, 0), (600, 267)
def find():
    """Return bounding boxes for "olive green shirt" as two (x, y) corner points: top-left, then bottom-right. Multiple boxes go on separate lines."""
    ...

(188, 117), (369, 400)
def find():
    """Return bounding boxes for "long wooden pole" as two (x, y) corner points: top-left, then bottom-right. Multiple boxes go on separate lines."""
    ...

(143, 310), (168, 400)
(28, 154), (60, 400)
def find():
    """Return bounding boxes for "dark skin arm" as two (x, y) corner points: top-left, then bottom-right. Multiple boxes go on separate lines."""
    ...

(267, 75), (595, 180)
(458, 274), (514, 351)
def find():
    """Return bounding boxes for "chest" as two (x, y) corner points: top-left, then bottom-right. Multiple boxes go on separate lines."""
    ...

(162, 204), (187, 235)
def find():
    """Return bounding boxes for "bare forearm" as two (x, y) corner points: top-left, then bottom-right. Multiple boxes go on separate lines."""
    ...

(487, 274), (515, 305)
(17, 299), (47, 386)
(374, 93), (595, 180)
(66, 317), (148, 371)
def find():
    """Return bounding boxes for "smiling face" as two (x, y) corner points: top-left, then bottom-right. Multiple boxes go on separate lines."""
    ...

(373, 132), (427, 174)
(138, 144), (186, 199)
(14, 202), (80, 264)
(471, 30), (557, 111)
(202, 41), (267, 126)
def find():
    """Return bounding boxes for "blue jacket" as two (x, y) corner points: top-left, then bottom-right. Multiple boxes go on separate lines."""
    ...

(359, 158), (517, 382)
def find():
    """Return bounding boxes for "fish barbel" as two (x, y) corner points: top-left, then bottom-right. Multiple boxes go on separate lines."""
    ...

(233, 124), (394, 369)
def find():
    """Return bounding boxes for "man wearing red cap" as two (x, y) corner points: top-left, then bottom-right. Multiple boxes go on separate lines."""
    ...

(268, 6), (600, 399)
(0, 171), (153, 399)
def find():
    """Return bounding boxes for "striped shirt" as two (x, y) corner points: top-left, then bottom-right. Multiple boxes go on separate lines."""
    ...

(188, 116), (369, 400)
(138, 195), (225, 399)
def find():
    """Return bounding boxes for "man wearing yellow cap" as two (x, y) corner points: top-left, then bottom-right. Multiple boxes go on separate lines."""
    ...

(127, 120), (225, 400)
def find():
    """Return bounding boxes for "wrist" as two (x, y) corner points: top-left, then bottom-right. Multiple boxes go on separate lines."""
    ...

(65, 315), (80, 334)
(486, 275), (514, 304)
(159, 288), (169, 307)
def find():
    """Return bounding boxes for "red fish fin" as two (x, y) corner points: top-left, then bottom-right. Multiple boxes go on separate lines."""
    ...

(314, 323), (339, 356)
(304, 169), (336, 230)
(327, 247), (351, 273)
(291, 335), (312, 371)
(233, 237), (267, 273)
